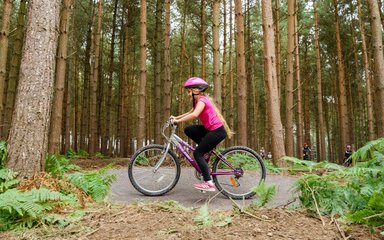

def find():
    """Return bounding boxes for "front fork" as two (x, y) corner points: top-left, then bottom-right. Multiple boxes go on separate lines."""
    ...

(153, 142), (171, 172)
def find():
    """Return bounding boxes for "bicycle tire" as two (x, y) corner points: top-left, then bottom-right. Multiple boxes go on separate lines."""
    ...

(212, 146), (266, 199)
(128, 144), (181, 196)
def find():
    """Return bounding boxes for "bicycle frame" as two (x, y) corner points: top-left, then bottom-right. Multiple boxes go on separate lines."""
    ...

(157, 121), (242, 176)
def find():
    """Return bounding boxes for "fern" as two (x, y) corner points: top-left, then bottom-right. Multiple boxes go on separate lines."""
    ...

(95, 152), (105, 159)
(250, 180), (276, 208)
(45, 154), (80, 178)
(346, 190), (384, 227)
(263, 160), (281, 173)
(295, 139), (384, 232)
(0, 141), (7, 168)
(283, 156), (343, 173)
(0, 188), (76, 231)
(193, 203), (212, 226)
(66, 163), (116, 202)
(193, 203), (232, 228)
(65, 148), (89, 159)
(0, 168), (19, 193)
(352, 138), (384, 164)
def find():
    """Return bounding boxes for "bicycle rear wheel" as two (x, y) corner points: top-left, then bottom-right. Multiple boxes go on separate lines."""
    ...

(212, 146), (266, 199)
(128, 144), (180, 196)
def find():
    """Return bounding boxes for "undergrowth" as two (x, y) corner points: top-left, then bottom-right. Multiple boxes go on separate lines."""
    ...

(0, 142), (116, 231)
(294, 138), (384, 234)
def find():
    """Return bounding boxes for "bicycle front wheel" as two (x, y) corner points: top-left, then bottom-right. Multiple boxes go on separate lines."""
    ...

(128, 144), (180, 196)
(212, 146), (266, 199)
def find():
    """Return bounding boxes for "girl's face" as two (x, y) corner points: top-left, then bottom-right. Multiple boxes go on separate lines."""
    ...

(187, 88), (200, 99)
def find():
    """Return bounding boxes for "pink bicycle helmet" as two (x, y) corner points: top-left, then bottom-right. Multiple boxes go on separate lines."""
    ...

(184, 77), (209, 92)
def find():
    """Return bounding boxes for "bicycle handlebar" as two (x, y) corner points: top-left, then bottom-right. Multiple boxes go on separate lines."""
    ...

(161, 118), (177, 140)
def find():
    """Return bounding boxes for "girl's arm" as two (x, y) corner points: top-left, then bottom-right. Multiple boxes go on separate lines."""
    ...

(173, 101), (205, 123)
(173, 108), (193, 119)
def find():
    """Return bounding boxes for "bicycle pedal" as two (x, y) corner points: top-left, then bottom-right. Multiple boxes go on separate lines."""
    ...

(200, 190), (206, 193)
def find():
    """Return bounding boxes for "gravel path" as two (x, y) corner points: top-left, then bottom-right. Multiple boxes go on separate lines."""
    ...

(108, 168), (299, 210)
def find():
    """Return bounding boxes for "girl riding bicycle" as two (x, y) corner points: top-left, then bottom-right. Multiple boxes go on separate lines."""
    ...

(170, 77), (233, 192)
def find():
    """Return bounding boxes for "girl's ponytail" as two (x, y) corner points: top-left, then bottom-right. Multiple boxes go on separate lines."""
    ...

(206, 96), (234, 139)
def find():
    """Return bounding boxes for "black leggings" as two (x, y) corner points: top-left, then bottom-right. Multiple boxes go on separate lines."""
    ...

(184, 125), (227, 181)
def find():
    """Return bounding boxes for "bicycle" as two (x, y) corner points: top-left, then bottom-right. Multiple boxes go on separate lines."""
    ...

(128, 119), (266, 199)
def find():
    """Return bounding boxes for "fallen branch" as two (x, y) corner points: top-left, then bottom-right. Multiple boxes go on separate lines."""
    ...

(363, 212), (384, 220)
(78, 227), (100, 240)
(304, 179), (325, 226)
(111, 210), (126, 218)
(229, 197), (272, 222)
(333, 217), (350, 240)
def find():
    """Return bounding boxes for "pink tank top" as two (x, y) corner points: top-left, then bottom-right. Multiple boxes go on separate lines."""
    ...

(196, 96), (223, 131)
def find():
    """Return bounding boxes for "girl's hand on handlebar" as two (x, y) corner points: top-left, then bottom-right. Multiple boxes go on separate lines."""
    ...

(169, 116), (178, 125)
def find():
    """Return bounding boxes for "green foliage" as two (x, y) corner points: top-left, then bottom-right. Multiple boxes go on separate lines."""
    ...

(154, 200), (190, 212)
(45, 154), (80, 178)
(193, 203), (231, 228)
(263, 160), (281, 173)
(352, 138), (384, 164)
(0, 168), (19, 193)
(225, 153), (261, 171)
(95, 152), (106, 159)
(135, 154), (148, 166)
(0, 141), (7, 168)
(251, 180), (277, 208)
(296, 174), (349, 217)
(296, 139), (384, 230)
(0, 188), (77, 231)
(346, 189), (384, 227)
(65, 148), (89, 159)
(0, 153), (116, 231)
(66, 163), (116, 202)
(193, 203), (212, 226)
(283, 156), (343, 173)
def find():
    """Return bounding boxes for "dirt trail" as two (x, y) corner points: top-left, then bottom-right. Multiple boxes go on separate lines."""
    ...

(108, 168), (298, 210)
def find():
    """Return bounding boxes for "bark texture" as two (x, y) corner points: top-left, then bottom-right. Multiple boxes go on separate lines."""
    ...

(7, 0), (61, 178)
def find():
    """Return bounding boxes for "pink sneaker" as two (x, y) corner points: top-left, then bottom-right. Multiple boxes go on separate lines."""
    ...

(193, 181), (216, 192)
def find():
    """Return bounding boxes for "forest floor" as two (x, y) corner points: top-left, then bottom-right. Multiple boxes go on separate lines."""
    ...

(1, 158), (383, 240)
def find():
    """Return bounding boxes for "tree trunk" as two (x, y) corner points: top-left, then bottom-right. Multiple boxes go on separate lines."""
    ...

(120, 7), (130, 156)
(200, 0), (206, 79)
(89, 0), (103, 154)
(295, 10), (303, 159)
(313, 0), (326, 161)
(274, 0), (281, 96)
(163, 0), (171, 123)
(80, 0), (94, 151)
(303, 40), (312, 152)
(213, 0), (221, 110)
(222, 0), (228, 144)
(48, 0), (73, 154)
(153, 0), (163, 144)
(334, 0), (350, 161)
(74, 57), (80, 151)
(177, 2), (186, 118)
(234, 0), (247, 146)
(229, 0), (235, 146)
(261, 0), (286, 166)
(7, 0), (61, 178)
(285, 0), (295, 156)
(137, 0), (147, 149)
(104, 0), (118, 156)
(0, 0), (13, 130)
(368, 0), (384, 137)
(64, 70), (71, 152)
(2, 0), (26, 140)
(356, 0), (374, 141)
